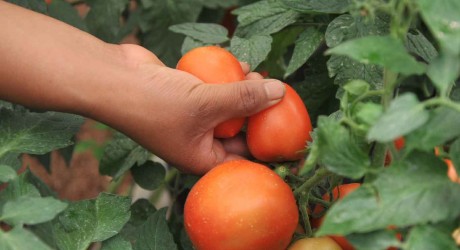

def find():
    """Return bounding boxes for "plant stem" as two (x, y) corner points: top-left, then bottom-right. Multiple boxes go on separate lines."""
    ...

(424, 98), (460, 113)
(294, 167), (333, 197)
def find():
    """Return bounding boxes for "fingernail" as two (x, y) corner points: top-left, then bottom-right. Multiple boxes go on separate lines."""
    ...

(264, 81), (285, 100)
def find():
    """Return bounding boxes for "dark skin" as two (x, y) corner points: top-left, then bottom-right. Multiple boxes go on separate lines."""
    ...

(0, 1), (285, 174)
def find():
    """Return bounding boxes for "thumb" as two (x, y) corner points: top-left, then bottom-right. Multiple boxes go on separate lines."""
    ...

(208, 79), (286, 122)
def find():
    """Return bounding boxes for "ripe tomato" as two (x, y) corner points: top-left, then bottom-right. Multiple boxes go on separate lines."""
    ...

(247, 84), (312, 162)
(288, 237), (342, 250)
(384, 137), (405, 165)
(176, 46), (246, 138)
(311, 183), (361, 250)
(445, 159), (459, 183)
(184, 160), (299, 250)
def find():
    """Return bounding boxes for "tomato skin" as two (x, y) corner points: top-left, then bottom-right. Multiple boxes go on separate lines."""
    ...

(311, 183), (361, 250)
(184, 160), (299, 250)
(445, 159), (460, 183)
(176, 46), (246, 138)
(288, 237), (342, 250)
(247, 84), (312, 162)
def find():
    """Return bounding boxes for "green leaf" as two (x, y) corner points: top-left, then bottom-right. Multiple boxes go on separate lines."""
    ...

(6, 0), (47, 14)
(417, 0), (460, 55)
(343, 80), (370, 97)
(48, 0), (87, 31)
(230, 35), (273, 70)
(0, 101), (13, 110)
(180, 37), (209, 55)
(0, 153), (20, 171)
(131, 161), (166, 191)
(198, 0), (238, 9)
(1, 196), (67, 226)
(450, 139), (460, 177)
(232, 0), (288, 26)
(326, 35), (426, 75)
(427, 52), (460, 96)
(52, 193), (131, 250)
(285, 27), (323, 77)
(368, 93), (429, 142)
(325, 14), (388, 92)
(169, 23), (229, 44)
(406, 107), (460, 151)
(0, 227), (52, 250)
(101, 235), (133, 250)
(234, 10), (299, 38)
(405, 225), (459, 250)
(346, 229), (401, 250)
(405, 29), (438, 63)
(139, 0), (203, 66)
(85, 0), (129, 43)
(0, 173), (41, 208)
(119, 199), (157, 240)
(132, 208), (178, 250)
(99, 132), (151, 180)
(280, 0), (351, 14)
(0, 109), (83, 157)
(353, 102), (383, 127)
(316, 117), (370, 179)
(0, 164), (16, 183)
(316, 152), (460, 236)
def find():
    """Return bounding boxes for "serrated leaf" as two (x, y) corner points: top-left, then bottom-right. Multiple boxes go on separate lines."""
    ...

(234, 10), (299, 38)
(427, 52), (460, 96)
(417, 0), (460, 55)
(6, 0), (47, 14)
(232, 0), (288, 26)
(101, 235), (133, 250)
(0, 173), (41, 208)
(326, 35), (426, 75)
(132, 208), (178, 250)
(285, 27), (323, 77)
(1, 197), (67, 226)
(52, 193), (131, 250)
(0, 227), (52, 250)
(99, 132), (151, 179)
(280, 0), (351, 14)
(169, 23), (229, 44)
(0, 164), (16, 183)
(316, 117), (370, 179)
(131, 161), (166, 191)
(85, 0), (129, 43)
(368, 93), (429, 142)
(406, 107), (460, 151)
(230, 35), (272, 70)
(317, 152), (460, 236)
(139, 0), (202, 66)
(405, 225), (459, 250)
(405, 29), (438, 63)
(48, 0), (87, 31)
(119, 199), (157, 240)
(450, 139), (460, 177)
(0, 109), (83, 158)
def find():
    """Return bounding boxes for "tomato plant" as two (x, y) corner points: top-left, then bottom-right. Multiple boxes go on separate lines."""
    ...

(288, 237), (342, 250)
(184, 159), (299, 250)
(247, 83), (313, 162)
(176, 46), (246, 138)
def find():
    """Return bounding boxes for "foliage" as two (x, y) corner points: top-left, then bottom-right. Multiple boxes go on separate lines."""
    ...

(1, 0), (460, 249)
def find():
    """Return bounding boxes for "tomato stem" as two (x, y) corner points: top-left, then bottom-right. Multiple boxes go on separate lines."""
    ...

(294, 167), (333, 197)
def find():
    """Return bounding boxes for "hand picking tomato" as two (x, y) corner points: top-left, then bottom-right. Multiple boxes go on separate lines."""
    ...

(311, 183), (361, 250)
(176, 46), (246, 138)
(247, 83), (312, 162)
(184, 160), (299, 250)
(288, 237), (343, 250)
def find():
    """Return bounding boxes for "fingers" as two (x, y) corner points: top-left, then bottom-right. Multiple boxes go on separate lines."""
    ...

(245, 72), (264, 80)
(240, 62), (250, 74)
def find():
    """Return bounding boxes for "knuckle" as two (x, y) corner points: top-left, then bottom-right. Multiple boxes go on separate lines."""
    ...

(237, 84), (259, 114)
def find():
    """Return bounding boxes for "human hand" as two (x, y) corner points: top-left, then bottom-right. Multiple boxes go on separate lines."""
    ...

(94, 44), (285, 174)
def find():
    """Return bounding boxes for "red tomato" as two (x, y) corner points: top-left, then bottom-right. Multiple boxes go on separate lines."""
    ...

(384, 137), (405, 165)
(176, 46), (246, 138)
(445, 159), (460, 183)
(288, 237), (342, 250)
(247, 84), (312, 162)
(45, 0), (52, 4)
(311, 183), (361, 250)
(184, 160), (299, 250)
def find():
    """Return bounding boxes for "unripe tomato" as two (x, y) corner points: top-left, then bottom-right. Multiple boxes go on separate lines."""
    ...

(247, 84), (312, 162)
(288, 237), (342, 250)
(311, 183), (361, 250)
(176, 46), (246, 138)
(184, 160), (299, 250)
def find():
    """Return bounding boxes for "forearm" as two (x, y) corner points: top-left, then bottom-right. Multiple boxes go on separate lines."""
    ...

(0, 1), (135, 116)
